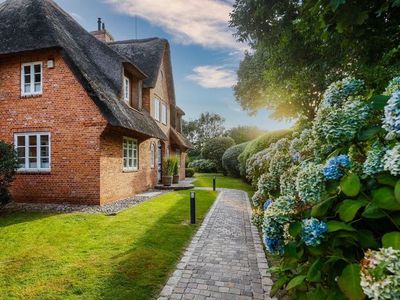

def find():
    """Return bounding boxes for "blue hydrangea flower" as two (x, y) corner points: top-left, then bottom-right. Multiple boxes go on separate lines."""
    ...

(263, 199), (273, 211)
(323, 155), (351, 180)
(383, 90), (400, 140)
(301, 218), (327, 246)
(292, 152), (301, 162)
(263, 236), (284, 255)
(323, 77), (364, 107)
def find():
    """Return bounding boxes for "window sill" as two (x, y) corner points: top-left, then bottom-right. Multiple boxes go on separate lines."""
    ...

(17, 170), (51, 175)
(123, 169), (139, 173)
(20, 94), (43, 99)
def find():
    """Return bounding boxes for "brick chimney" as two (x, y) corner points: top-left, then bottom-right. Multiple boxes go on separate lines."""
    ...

(90, 18), (114, 43)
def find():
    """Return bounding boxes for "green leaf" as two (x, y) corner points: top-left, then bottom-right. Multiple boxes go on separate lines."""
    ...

(327, 221), (356, 232)
(337, 199), (368, 222)
(377, 174), (398, 187)
(311, 197), (334, 218)
(395, 180), (400, 202)
(307, 286), (326, 300)
(337, 264), (365, 300)
(358, 126), (382, 141)
(356, 230), (379, 249)
(289, 222), (302, 237)
(369, 95), (390, 110)
(286, 275), (307, 290)
(270, 275), (288, 297)
(327, 288), (347, 300)
(362, 204), (386, 219)
(330, 0), (346, 11)
(340, 174), (361, 197)
(307, 259), (322, 282)
(372, 187), (400, 211)
(382, 232), (400, 250)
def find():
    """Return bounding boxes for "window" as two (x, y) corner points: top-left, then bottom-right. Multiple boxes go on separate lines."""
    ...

(14, 132), (50, 172)
(154, 98), (160, 121)
(123, 137), (138, 171)
(124, 76), (130, 104)
(21, 62), (42, 96)
(161, 103), (167, 125)
(150, 143), (155, 169)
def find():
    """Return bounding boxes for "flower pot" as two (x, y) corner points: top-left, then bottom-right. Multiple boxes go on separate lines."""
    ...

(173, 175), (179, 184)
(162, 176), (173, 186)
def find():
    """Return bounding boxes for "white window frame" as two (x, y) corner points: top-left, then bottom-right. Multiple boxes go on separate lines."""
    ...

(123, 76), (130, 104)
(123, 137), (138, 171)
(150, 143), (155, 169)
(21, 62), (43, 96)
(14, 132), (51, 172)
(154, 98), (161, 121)
(161, 103), (167, 125)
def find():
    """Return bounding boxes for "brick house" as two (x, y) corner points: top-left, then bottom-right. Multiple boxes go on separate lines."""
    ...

(0, 0), (192, 205)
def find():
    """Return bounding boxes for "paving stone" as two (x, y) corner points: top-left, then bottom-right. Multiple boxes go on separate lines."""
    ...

(158, 189), (273, 299)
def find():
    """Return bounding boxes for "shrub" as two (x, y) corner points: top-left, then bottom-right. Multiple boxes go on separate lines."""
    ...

(0, 140), (17, 204)
(250, 77), (400, 299)
(201, 137), (235, 171)
(222, 142), (248, 177)
(238, 129), (293, 177)
(188, 159), (217, 173)
(185, 168), (195, 178)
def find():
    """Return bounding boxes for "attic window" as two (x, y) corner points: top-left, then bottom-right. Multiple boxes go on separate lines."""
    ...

(123, 76), (130, 104)
(21, 62), (42, 96)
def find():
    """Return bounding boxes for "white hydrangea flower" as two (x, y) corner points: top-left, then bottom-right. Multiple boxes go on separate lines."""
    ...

(383, 144), (400, 176)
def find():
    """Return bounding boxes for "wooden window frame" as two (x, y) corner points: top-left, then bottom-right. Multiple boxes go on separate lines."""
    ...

(123, 76), (130, 104)
(123, 137), (138, 171)
(21, 62), (43, 96)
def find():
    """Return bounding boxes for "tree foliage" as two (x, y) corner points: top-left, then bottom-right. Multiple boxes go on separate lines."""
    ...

(227, 126), (265, 144)
(222, 142), (248, 178)
(182, 112), (226, 154)
(230, 0), (400, 120)
(0, 140), (17, 204)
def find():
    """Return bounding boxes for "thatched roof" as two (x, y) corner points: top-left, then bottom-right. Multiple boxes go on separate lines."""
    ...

(0, 0), (167, 140)
(170, 128), (193, 150)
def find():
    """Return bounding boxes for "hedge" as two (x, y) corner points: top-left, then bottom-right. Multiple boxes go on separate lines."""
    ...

(222, 142), (248, 178)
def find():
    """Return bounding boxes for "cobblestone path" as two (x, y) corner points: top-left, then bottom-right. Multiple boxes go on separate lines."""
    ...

(159, 189), (274, 300)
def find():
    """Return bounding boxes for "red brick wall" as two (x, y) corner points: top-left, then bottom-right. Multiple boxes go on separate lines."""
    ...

(0, 49), (108, 204)
(99, 128), (158, 204)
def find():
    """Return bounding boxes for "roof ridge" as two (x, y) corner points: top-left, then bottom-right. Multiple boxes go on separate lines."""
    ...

(109, 37), (167, 45)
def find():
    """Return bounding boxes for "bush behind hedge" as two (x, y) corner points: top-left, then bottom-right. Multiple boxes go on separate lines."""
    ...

(238, 130), (293, 177)
(222, 142), (248, 178)
(201, 137), (235, 171)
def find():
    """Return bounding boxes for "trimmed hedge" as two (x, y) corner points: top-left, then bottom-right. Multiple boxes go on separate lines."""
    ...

(222, 142), (248, 178)
(188, 159), (217, 173)
(238, 129), (293, 176)
(185, 168), (195, 178)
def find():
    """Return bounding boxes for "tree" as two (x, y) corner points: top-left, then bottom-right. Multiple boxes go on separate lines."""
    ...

(230, 0), (400, 120)
(0, 140), (17, 204)
(201, 137), (235, 172)
(182, 112), (226, 154)
(227, 126), (265, 144)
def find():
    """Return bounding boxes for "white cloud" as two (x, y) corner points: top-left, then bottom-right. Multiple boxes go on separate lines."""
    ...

(104, 0), (247, 52)
(186, 65), (237, 88)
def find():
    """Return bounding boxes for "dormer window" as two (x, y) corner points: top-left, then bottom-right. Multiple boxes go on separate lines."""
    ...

(123, 76), (130, 104)
(21, 62), (42, 96)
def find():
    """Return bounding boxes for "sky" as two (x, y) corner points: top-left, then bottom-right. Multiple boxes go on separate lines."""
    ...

(10, 0), (294, 130)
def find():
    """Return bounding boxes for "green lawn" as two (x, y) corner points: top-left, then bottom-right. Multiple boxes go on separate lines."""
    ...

(0, 190), (217, 300)
(193, 173), (254, 196)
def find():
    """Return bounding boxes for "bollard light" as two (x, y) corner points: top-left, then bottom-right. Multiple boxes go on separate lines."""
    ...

(213, 176), (216, 191)
(190, 191), (196, 224)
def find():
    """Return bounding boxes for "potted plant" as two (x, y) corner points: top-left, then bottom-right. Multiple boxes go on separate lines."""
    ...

(162, 158), (175, 186)
(172, 157), (179, 184)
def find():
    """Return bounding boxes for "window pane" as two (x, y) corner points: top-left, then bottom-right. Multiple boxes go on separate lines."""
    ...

(17, 147), (25, 158)
(29, 158), (37, 168)
(40, 146), (49, 157)
(34, 83), (41, 92)
(123, 158), (127, 168)
(24, 84), (31, 93)
(128, 158), (133, 167)
(34, 74), (41, 83)
(24, 66), (31, 74)
(24, 74), (31, 84)
(40, 158), (49, 169)
(17, 136), (25, 147)
(29, 135), (37, 146)
(34, 64), (41, 73)
(40, 135), (49, 146)
(29, 146), (37, 157)
(17, 158), (25, 169)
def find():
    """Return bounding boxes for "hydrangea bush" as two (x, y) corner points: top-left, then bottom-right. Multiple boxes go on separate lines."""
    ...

(249, 77), (400, 299)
